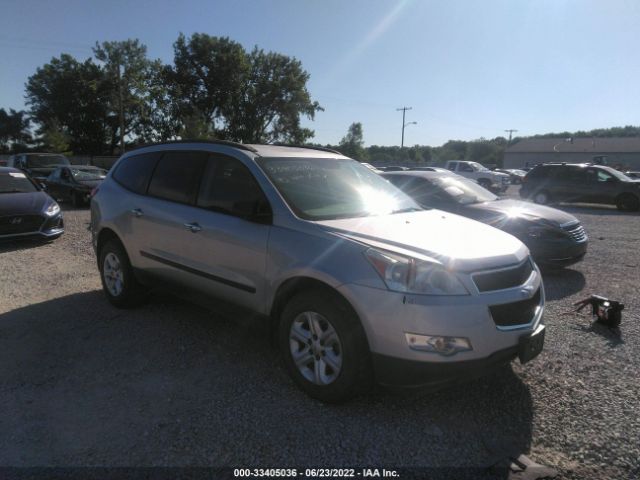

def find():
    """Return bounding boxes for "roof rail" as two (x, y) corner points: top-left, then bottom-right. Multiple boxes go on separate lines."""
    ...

(130, 139), (259, 153)
(269, 143), (343, 155)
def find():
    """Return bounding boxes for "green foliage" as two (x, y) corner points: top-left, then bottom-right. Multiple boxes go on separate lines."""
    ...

(337, 122), (368, 160)
(25, 54), (110, 154)
(169, 34), (322, 143)
(0, 108), (31, 152)
(41, 120), (72, 155)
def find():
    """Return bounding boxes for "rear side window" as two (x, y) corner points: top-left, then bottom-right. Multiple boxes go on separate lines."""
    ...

(148, 151), (207, 204)
(113, 152), (161, 194)
(197, 155), (268, 218)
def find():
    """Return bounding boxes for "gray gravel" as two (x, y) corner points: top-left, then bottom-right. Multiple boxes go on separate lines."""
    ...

(0, 200), (638, 479)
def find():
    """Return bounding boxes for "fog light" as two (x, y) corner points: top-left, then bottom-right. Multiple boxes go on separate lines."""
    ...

(405, 333), (472, 356)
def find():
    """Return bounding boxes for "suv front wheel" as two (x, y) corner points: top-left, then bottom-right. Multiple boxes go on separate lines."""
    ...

(99, 239), (146, 308)
(616, 193), (640, 212)
(278, 289), (372, 403)
(533, 190), (551, 205)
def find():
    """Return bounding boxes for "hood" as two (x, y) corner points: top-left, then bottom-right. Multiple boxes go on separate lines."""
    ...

(465, 199), (578, 228)
(76, 179), (103, 188)
(315, 209), (528, 272)
(0, 191), (51, 216)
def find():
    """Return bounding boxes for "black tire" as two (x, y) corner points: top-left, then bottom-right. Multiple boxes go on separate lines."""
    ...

(533, 190), (551, 205)
(98, 239), (146, 308)
(478, 178), (492, 189)
(278, 289), (372, 403)
(615, 193), (640, 212)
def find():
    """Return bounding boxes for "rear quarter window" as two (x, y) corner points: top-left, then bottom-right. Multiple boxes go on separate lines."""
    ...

(112, 152), (162, 195)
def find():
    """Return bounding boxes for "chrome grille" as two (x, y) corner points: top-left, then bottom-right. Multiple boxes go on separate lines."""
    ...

(473, 259), (534, 293)
(563, 223), (588, 243)
(0, 215), (44, 235)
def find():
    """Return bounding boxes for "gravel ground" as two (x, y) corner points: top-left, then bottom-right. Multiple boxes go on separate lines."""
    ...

(0, 197), (638, 479)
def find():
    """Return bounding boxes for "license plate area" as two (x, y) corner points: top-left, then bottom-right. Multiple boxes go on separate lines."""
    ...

(518, 325), (545, 363)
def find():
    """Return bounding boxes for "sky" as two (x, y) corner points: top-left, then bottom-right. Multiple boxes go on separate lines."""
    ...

(1, 0), (640, 147)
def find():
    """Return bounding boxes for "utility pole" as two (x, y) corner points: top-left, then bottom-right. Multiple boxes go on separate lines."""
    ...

(117, 63), (125, 154)
(504, 129), (518, 145)
(397, 106), (412, 148)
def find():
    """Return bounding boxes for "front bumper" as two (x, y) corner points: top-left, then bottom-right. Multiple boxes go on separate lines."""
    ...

(526, 238), (588, 267)
(373, 325), (545, 388)
(0, 215), (64, 241)
(337, 262), (544, 386)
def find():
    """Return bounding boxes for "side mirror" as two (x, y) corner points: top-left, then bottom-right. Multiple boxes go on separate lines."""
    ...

(39, 183), (47, 191)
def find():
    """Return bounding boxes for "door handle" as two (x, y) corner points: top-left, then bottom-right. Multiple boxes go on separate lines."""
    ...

(184, 222), (202, 233)
(130, 208), (143, 217)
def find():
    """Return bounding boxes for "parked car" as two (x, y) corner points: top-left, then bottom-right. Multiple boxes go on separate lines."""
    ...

(360, 162), (383, 173)
(383, 171), (588, 268)
(378, 165), (409, 172)
(91, 141), (545, 402)
(0, 167), (64, 241)
(7, 153), (72, 181)
(45, 165), (107, 207)
(408, 166), (450, 172)
(444, 160), (510, 192)
(520, 163), (640, 211)
(495, 168), (526, 185)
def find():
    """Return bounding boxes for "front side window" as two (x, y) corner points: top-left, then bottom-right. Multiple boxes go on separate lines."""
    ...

(197, 155), (269, 219)
(148, 151), (207, 204)
(258, 157), (419, 220)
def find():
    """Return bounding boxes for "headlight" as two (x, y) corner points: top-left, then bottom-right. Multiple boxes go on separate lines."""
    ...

(44, 202), (61, 217)
(364, 248), (469, 295)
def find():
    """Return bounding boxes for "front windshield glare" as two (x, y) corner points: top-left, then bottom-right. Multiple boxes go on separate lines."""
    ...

(258, 157), (420, 220)
(71, 168), (107, 181)
(434, 176), (498, 205)
(0, 172), (38, 194)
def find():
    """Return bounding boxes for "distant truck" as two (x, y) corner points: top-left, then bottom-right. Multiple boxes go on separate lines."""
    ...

(444, 160), (510, 192)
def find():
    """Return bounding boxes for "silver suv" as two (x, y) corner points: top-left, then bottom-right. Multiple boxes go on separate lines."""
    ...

(91, 141), (545, 402)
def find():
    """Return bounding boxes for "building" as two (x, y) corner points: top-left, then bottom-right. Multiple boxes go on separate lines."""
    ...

(503, 137), (640, 170)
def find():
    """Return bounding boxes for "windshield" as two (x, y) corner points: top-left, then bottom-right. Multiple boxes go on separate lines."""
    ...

(470, 162), (488, 172)
(27, 155), (70, 168)
(0, 171), (38, 194)
(258, 157), (420, 220)
(71, 167), (107, 181)
(598, 166), (633, 182)
(431, 175), (498, 205)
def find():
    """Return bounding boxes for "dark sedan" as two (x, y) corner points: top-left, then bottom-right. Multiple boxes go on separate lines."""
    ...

(383, 171), (588, 268)
(0, 167), (64, 241)
(45, 166), (107, 207)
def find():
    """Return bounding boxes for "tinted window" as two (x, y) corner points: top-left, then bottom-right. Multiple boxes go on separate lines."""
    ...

(197, 155), (268, 218)
(148, 151), (207, 204)
(113, 152), (162, 195)
(565, 166), (588, 182)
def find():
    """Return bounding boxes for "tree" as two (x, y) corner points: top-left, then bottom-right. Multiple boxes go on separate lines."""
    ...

(25, 54), (111, 154)
(0, 108), (31, 152)
(93, 39), (159, 153)
(169, 33), (322, 143)
(337, 122), (368, 160)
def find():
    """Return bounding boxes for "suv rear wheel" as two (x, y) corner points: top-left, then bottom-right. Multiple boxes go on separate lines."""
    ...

(278, 289), (372, 403)
(616, 193), (640, 212)
(533, 190), (551, 205)
(99, 239), (146, 308)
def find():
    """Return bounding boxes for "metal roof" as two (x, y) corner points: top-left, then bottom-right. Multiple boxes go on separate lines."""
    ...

(506, 137), (640, 154)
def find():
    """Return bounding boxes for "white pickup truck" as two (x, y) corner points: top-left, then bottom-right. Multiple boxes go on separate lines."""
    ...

(444, 160), (510, 193)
